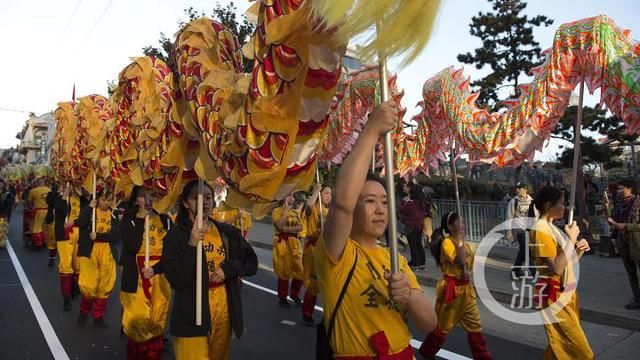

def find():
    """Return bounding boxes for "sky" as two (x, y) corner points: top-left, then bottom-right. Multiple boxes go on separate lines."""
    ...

(1, 0), (639, 162)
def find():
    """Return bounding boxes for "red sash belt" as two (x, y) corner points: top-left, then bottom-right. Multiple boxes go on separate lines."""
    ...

(208, 281), (225, 289)
(335, 331), (413, 360)
(136, 255), (162, 301)
(276, 233), (295, 243)
(63, 224), (78, 240)
(443, 275), (469, 304)
(305, 236), (318, 250)
(93, 238), (109, 243)
(33, 207), (48, 211)
(534, 277), (560, 307)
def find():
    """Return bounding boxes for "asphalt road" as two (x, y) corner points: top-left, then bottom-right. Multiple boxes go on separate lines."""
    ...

(0, 207), (543, 360)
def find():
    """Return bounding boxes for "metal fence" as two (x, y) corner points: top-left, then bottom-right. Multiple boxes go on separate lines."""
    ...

(431, 199), (509, 245)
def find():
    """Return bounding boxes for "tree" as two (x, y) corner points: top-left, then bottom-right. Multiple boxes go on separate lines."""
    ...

(457, 0), (553, 110)
(142, 2), (255, 73)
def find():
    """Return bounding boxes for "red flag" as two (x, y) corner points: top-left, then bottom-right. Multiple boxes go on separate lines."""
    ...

(72, 84), (76, 102)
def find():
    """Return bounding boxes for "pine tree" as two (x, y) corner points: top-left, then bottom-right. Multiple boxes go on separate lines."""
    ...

(457, 0), (553, 109)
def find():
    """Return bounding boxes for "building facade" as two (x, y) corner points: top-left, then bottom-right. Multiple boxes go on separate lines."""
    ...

(16, 112), (55, 165)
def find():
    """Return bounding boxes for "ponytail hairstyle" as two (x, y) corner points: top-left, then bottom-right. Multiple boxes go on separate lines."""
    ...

(125, 186), (145, 217)
(175, 179), (213, 226)
(534, 186), (563, 217)
(429, 211), (459, 268)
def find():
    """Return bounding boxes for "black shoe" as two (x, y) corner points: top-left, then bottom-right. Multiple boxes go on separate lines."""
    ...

(48, 258), (55, 267)
(291, 296), (303, 307)
(63, 299), (72, 311)
(77, 312), (88, 325)
(93, 317), (108, 328)
(279, 299), (292, 308)
(302, 316), (315, 327)
(625, 301), (640, 310)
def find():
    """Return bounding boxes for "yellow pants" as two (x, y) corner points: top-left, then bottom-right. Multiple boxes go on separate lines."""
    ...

(71, 228), (80, 274)
(435, 281), (482, 334)
(302, 246), (318, 295)
(541, 293), (593, 359)
(272, 236), (303, 280)
(58, 240), (75, 275)
(0, 218), (7, 248)
(174, 286), (231, 360)
(31, 209), (47, 234)
(78, 243), (116, 299)
(46, 223), (56, 251)
(120, 260), (171, 344)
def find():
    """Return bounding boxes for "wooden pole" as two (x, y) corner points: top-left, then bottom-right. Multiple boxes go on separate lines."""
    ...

(568, 79), (585, 226)
(195, 178), (204, 326)
(450, 144), (463, 218)
(91, 172), (96, 233)
(316, 167), (324, 230)
(376, 26), (399, 273)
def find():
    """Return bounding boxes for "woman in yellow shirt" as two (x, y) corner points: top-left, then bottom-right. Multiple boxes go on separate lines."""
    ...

(76, 189), (119, 327)
(163, 180), (258, 360)
(531, 186), (593, 360)
(272, 194), (306, 308)
(301, 183), (331, 326)
(420, 212), (492, 359)
(316, 100), (437, 359)
(119, 186), (172, 358)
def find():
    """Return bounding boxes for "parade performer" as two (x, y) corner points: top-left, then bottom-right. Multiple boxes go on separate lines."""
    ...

(163, 180), (257, 360)
(45, 184), (59, 266)
(420, 211), (492, 359)
(119, 186), (171, 359)
(0, 180), (12, 249)
(316, 101), (437, 358)
(62, 189), (88, 297)
(77, 189), (119, 327)
(272, 194), (306, 307)
(531, 186), (593, 359)
(27, 178), (50, 250)
(301, 183), (331, 326)
(52, 185), (74, 310)
(211, 202), (253, 238)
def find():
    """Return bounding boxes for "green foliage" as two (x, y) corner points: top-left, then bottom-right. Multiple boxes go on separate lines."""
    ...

(457, 0), (553, 110)
(142, 2), (255, 73)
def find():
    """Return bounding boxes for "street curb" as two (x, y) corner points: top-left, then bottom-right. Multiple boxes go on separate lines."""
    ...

(248, 239), (640, 332)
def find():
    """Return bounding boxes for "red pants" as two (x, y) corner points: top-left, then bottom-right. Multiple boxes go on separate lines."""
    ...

(80, 297), (108, 319)
(420, 326), (492, 360)
(127, 336), (163, 360)
(302, 291), (317, 318)
(277, 278), (303, 300)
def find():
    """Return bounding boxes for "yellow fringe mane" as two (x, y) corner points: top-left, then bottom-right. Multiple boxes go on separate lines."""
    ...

(309, 0), (441, 66)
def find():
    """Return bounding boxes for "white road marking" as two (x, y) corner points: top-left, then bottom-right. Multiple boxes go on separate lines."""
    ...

(6, 240), (70, 360)
(280, 320), (297, 326)
(243, 278), (472, 360)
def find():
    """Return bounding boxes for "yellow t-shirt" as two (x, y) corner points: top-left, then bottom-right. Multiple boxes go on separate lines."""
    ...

(203, 225), (226, 280)
(137, 215), (167, 256)
(272, 207), (306, 238)
(439, 236), (474, 277)
(531, 220), (563, 282)
(95, 208), (112, 234)
(28, 186), (50, 209)
(316, 237), (420, 357)
(68, 195), (81, 222)
(306, 203), (328, 240)
(212, 208), (252, 233)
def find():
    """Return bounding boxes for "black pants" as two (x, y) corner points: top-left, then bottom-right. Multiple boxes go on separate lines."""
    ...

(620, 237), (640, 302)
(512, 231), (535, 276)
(407, 228), (425, 267)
